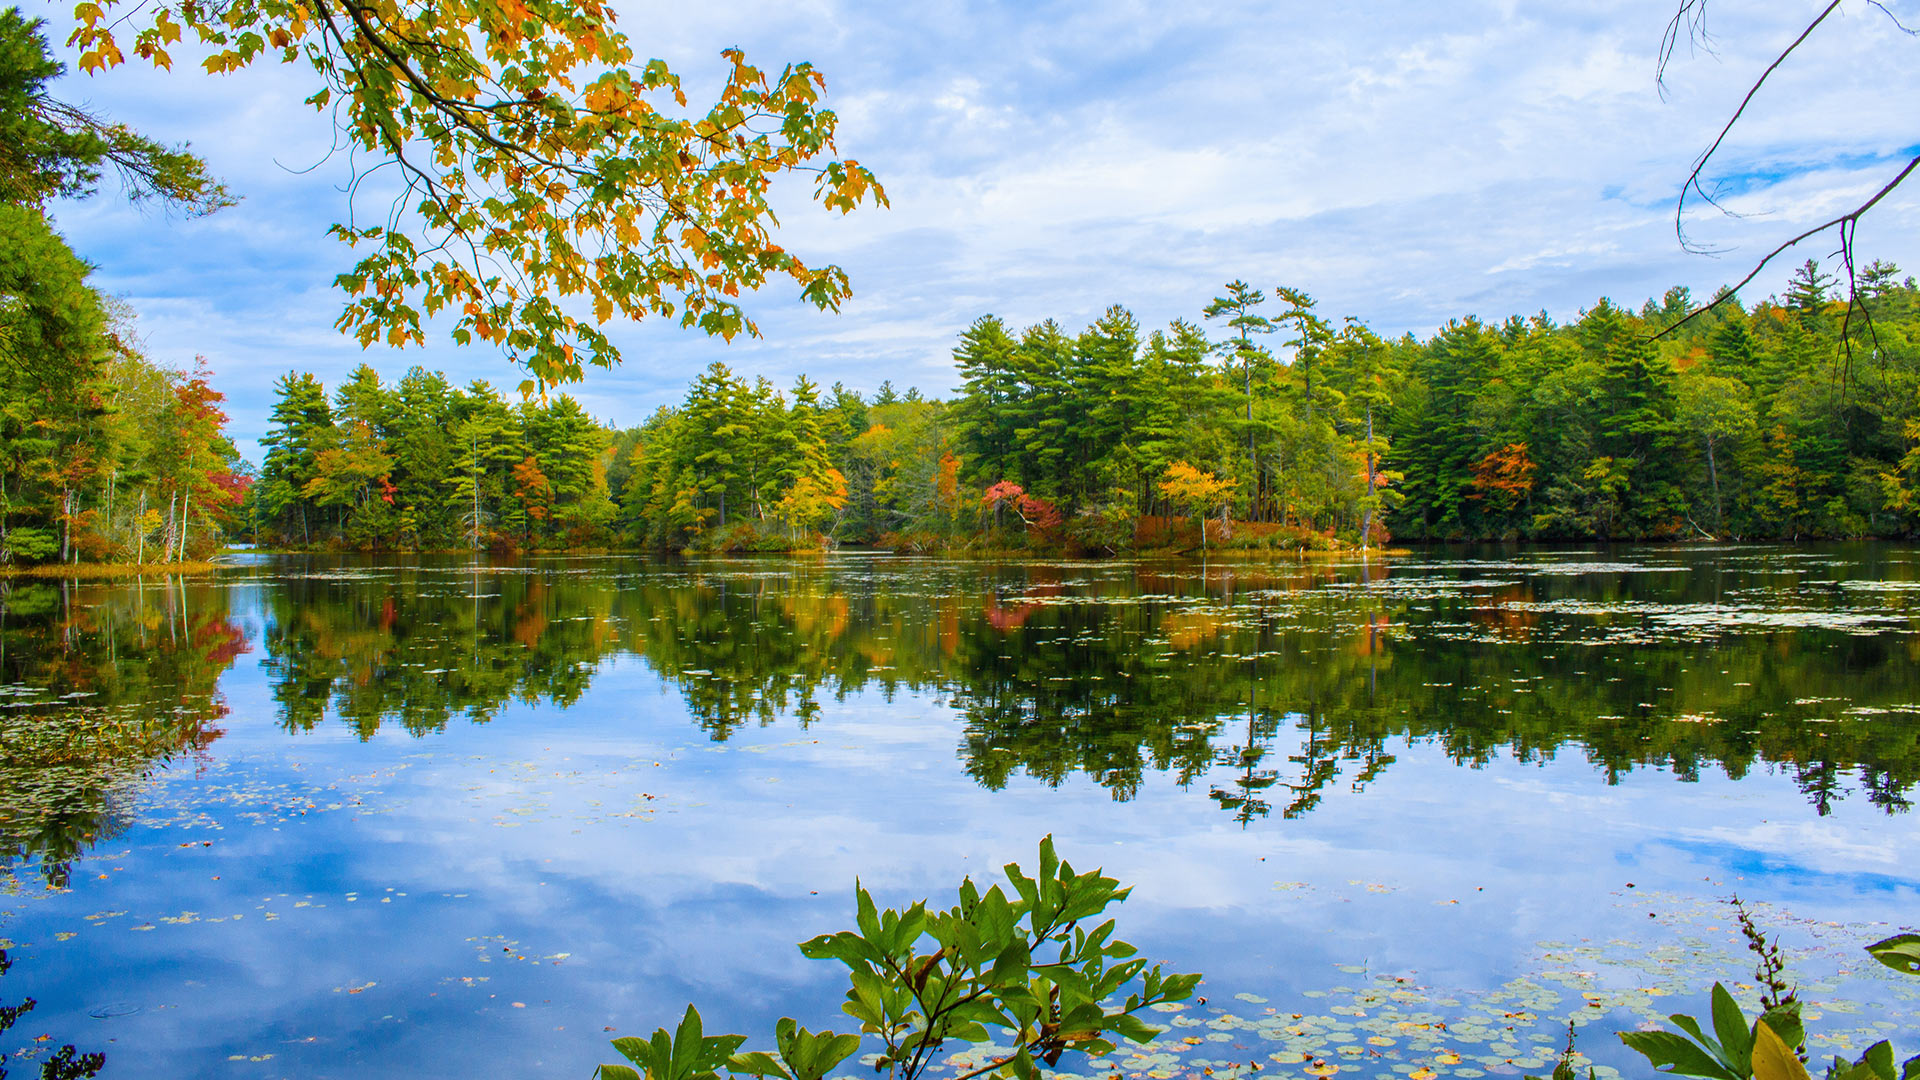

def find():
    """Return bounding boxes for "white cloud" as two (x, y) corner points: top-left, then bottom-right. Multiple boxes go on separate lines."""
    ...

(34, 0), (1920, 458)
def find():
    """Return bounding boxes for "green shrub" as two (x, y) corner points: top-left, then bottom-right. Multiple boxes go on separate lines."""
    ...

(598, 837), (1200, 1080)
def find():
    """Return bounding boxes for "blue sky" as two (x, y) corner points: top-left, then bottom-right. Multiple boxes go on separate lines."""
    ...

(38, 0), (1920, 461)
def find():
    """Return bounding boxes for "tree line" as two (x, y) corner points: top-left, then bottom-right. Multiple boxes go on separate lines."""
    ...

(247, 257), (1920, 553)
(633, 260), (1920, 549)
(250, 366), (616, 550)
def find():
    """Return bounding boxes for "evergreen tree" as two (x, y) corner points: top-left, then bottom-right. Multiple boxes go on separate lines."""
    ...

(257, 373), (335, 546)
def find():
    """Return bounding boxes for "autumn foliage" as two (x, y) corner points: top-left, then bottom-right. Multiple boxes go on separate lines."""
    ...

(1468, 443), (1537, 515)
(68, 0), (888, 387)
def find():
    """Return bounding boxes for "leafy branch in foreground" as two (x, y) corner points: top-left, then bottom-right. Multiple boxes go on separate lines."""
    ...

(598, 835), (1201, 1080)
(68, 0), (888, 388)
(1614, 901), (1918, 1080)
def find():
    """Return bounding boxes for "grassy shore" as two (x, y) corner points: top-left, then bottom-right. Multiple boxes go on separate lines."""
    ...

(0, 560), (232, 580)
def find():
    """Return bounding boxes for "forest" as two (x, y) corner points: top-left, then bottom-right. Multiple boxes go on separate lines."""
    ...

(9, 0), (1920, 561)
(240, 258), (1920, 554)
(0, 9), (246, 568)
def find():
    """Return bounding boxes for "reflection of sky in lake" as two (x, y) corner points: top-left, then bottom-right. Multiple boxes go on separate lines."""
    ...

(2, 546), (1918, 1078)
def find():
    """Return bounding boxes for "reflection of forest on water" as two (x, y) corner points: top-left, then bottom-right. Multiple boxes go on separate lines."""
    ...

(0, 577), (241, 886)
(5, 551), (1920, 880)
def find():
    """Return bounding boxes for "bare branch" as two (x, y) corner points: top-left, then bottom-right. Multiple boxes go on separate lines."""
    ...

(1866, 0), (1919, 34)
(1657, 0), (1712, 100)
(1674, 1), (1843, 254)
(1652, 151), (1920, 341)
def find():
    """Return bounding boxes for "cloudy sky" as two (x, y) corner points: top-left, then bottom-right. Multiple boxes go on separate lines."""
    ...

(40, 0), (1920, 460)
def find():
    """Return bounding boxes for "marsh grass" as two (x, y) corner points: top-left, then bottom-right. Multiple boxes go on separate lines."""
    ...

(0, 560), (232, 580)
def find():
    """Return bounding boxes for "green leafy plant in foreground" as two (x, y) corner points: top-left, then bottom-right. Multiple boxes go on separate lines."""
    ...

(598, 836), (1201, 1080)
(1616, 900), (1918, 1080)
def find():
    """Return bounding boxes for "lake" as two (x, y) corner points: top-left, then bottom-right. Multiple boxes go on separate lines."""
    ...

(1, 545), (1917, 1079)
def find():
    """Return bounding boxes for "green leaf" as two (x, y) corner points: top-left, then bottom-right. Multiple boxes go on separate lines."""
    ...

(611, 1037), (654, 1069)
(947, 1021), (990, 1044)
(799, 931), (878, 968)
(1710, 984), (1753, 1075)
(1865, 934), (1920, 976)
(1619, 1031), (1741, 1080)
(729, 1052), (790, 1079)
(1863, 1041), (1897, 1080)
(1112, 1013), (1162, 1044)
(1668, 1014), (1725, 1067)
(1758, 1003), (1803, 1059)
(855, 884), (881, 942)
(650, 1029), (675, 1078)
(989, 937), (1031, 987)
(671, 1004), (706, 1075)
(814, 1033), (863, 1076)
(597, 1066), (644, 1080)
(1159, 972), (1203, 1002)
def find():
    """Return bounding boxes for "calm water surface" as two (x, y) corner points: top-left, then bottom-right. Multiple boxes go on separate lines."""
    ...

(1, 545), (1918, 1078)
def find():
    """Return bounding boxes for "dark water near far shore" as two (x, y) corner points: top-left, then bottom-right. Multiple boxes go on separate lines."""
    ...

(1, 545), (1917, 1078)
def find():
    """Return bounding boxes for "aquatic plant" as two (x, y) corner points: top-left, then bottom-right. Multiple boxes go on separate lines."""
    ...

(1614, 903), (1918, 1080)
(597, 836), (1200, 1080)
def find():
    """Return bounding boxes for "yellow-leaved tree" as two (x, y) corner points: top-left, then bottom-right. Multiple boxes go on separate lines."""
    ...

(67, 0), (888, 387)
(1157, 461), (1235, 553)
(774, 467), (847, 540)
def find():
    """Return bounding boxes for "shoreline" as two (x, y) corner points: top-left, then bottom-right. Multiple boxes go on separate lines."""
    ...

(0, 560), (232, 580)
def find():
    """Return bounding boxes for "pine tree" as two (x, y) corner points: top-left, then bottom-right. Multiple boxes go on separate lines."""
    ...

(258, 372), (336, 545)
(951, 315), (1021, 485)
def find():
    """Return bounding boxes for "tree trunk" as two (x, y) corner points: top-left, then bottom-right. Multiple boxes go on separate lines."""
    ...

(178, 487), (191, 562)
(1705, 434), (1723, 531)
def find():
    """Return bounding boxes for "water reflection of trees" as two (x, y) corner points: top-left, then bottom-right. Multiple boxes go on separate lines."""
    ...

(243, 558), (1920, 821)
(4, 557), (1913, 881)
(0, 579), (239, 886)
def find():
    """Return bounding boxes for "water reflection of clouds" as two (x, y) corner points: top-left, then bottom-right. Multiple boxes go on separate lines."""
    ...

(7, 550), (1920, 1078)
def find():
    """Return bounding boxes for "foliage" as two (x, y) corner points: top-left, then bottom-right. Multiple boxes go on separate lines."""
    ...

(598, 836), (1200, 1080)
(1617, 982), (1807, 1080)
(252, 365), (612, 551)
(1618, 904), (1918, 1080)
(67, 0), (886, 386)
(1157, 462), (1235, 551)
(0, 14), (243, 567)
(1865, 934), (1920, 977)
(0, 8), (227, 213)
(252, 260), (1920, 556)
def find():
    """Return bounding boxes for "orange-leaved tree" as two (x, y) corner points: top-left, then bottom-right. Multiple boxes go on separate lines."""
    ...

(67, 0), (889, 388)
(1468, 442), (1536, 527)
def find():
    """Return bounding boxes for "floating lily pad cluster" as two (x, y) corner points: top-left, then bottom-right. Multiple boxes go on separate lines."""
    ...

(904, 893), (1920, 1080)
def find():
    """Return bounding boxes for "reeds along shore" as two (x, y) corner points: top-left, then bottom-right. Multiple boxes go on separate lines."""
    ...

(0, 561), (229, 579)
